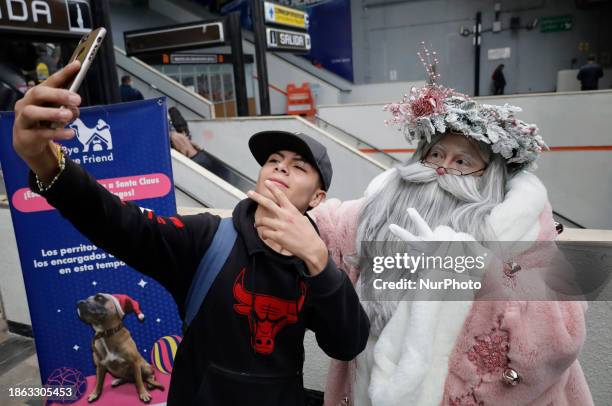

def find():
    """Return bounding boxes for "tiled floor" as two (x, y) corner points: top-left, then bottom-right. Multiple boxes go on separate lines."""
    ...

(0, 334), (43, 406)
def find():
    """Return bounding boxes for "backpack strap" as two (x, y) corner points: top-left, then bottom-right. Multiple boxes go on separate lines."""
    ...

(183, 217), (237, 329)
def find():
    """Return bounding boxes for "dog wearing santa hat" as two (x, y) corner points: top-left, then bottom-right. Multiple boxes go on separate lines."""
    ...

(77, 293), (164, 403)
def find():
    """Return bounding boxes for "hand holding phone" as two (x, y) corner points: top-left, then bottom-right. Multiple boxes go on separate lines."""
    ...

(65, 27), (107, 93)
(50, 27), (106, 128)
(12, 62), (82, 182)
(12, 27), (106, 181)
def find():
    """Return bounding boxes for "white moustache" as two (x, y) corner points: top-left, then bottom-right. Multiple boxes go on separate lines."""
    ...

(398, 161), (484, 203)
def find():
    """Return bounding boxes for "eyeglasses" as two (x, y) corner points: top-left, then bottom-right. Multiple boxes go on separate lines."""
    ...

(421, 160), (488, 176)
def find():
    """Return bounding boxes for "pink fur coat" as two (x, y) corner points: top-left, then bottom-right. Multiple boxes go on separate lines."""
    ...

(309, 169), (593, 406)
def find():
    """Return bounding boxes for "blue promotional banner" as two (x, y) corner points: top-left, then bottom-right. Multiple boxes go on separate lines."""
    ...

(0, 99), (182, 405)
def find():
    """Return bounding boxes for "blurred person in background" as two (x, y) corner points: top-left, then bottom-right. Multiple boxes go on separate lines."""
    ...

(492, 64), (506, 95)
(119, 75), (144, 102)
(167, 106), (210, 167)
(577, 55), (604, 91)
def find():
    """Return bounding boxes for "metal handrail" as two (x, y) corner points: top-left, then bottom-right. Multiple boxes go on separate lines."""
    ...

(313, 116), (401, 165)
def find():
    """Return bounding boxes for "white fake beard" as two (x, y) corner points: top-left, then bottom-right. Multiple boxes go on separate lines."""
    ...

(357, 162), (485, 336)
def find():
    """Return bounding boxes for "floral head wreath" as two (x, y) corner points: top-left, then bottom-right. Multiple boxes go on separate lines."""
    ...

(384, 43), (548, 170)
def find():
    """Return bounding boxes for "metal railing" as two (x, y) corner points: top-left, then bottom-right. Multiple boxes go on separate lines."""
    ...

(312, 116), (401, 168)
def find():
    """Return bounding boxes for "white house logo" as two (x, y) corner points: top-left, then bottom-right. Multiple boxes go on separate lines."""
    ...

(67, 118), (114, 164)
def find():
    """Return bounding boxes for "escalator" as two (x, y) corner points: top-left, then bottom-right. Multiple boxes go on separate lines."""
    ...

(170, 150), (246, 210)
(311, 116), (401, 168)
(166, 104), (254, 204)
(187, 116), (386, 201)
(114, 47), (215, 120)
(189, 148), (255, 193)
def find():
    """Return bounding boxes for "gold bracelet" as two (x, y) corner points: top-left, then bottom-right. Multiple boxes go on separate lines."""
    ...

(56, 143), (62, 167)
(35, 144), (66, 193)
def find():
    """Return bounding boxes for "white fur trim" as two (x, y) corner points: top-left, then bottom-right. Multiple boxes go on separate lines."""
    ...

(489, 170), (547, 241)
(366, 285), (473, 406)
(369, 301), (434, 405)
(413, 300), (472, 406)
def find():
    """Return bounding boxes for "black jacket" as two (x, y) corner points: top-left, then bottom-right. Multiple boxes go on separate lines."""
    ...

(577, 63), (604, 90)
(492, 69), (506, 87)
(119, 84), (144, 102)
(31, 159), (369, 406)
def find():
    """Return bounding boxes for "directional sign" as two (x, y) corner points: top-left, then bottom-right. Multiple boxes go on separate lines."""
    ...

(67, 0), (92, 33)
(171, 54), (219, 64)
(138, 52), (254, 65)
(0, 0), (92, 36)
(266, 27), (311, 52)
(264, 1), (309, 30)
(124, 21), (225, 56)
(540, 15), (573, 33)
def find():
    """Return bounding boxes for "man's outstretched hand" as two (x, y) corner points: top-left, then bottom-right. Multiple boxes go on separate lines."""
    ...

(13, 60), (82, 184)
(248, 180), (328, 276)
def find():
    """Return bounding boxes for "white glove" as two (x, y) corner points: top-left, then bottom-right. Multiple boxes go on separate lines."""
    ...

(389, 208), (476, 242)
(388, 208), (486, 288)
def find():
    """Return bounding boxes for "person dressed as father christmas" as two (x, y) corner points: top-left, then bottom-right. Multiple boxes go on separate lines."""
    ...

(309, 46), (593, 406)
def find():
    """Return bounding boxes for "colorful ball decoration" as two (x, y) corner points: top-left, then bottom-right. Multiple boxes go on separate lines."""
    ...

(151, 335), (182, 374)
(44, 366), (87, 405)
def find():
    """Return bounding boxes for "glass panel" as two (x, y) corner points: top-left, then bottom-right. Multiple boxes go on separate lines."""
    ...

(182, 75), (195, 92)
(245, 64), (254, 98)
(162, 65), (179, 75)
(179, 65), (195, 75)
(223, 73), (234, 101)
(197, 73), (211, 100)
(210, 74), (223, 102)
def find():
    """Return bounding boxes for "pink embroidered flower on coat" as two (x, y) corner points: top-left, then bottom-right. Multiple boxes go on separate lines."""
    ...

(467, 329), (510, 375)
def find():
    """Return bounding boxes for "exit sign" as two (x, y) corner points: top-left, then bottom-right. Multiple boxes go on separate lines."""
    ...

(540, 16), (573, 33)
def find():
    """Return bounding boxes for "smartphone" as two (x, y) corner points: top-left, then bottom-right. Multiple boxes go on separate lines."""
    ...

(65, 27), (107, 93)
(49, 27), (106, 128)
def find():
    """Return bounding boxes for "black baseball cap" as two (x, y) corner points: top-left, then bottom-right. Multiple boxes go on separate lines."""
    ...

(249, 131), (333, 191)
